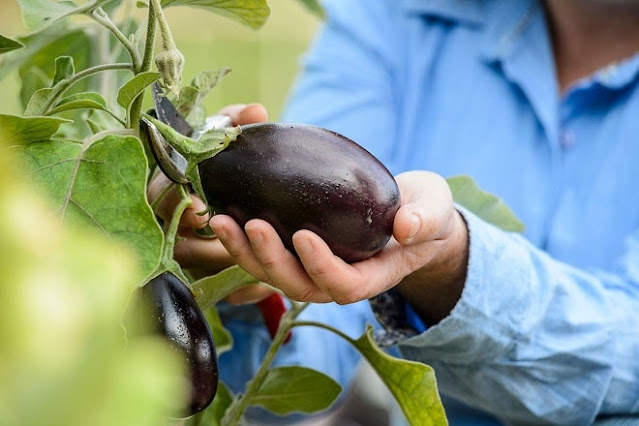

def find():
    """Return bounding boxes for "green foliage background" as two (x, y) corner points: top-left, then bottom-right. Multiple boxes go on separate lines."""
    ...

(0, 0), (320, 118)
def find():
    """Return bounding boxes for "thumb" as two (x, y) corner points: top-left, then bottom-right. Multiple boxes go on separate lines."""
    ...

(392, 171), (455, 245)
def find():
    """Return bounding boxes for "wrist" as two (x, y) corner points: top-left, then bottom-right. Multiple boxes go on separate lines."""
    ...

(398, 208), (469, 325)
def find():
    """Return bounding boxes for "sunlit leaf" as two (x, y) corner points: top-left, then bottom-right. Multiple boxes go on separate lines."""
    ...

(17, 0), (79, 32)
(192, 265), (260, 311)
(0, 35), (24, 54)
(0, 114), (70, 145)
(161, 0), (270, 29)
(446, 175), (524, 232)
(352, 325), (447, 426)
(52, 56), (74, 86)
(251, 366), (341, 415)
(21, 134), (163, 280)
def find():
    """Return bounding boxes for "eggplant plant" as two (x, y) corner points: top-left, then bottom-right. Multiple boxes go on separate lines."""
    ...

(0, 0), (524, 425)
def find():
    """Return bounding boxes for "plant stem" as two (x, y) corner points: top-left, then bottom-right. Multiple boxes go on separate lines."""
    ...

(150, 180), (173, 212)
(128, 2), (157, 130)
(149, 0), (177, 51)
(42, 63), (135, 115)
(291, 320), (356, 345)
(221, 302), (310, 426)
(162, 184), (191, 263)
(91, 7), (142, 71)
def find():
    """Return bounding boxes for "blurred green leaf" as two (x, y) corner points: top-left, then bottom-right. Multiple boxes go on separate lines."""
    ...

(19, 67), (50, 109)
(117, 72), (159, 118)
(192, 265), (261, 311)
(447, 175), (524, 232)
(294, 0), (325, 19)
(52, 56), (74, 86)
(49, 92), (109, 115)
(0, 35), (24, 54)
(17, 0), (79, 32)
(251, 366), (341, 415)
(0, 113), (70, 145)
(0, 142), (185, 426)
(21, 134), (163, 280)
(352, 325), (447, 426)
(161, 0), (270, 29)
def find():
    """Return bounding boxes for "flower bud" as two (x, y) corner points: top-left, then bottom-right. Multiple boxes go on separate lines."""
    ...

(155, 48), (185, 98)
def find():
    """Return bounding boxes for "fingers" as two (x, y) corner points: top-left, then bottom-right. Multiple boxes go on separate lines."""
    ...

(218, 103), (268, 126)
(393, 171), (456, 246)
(294, 230), (406, 303)
(211, 214), (403, 304)
(244, 221), (333, 303)
(211, 215), (332, 303)
(173, 232), (235, 270)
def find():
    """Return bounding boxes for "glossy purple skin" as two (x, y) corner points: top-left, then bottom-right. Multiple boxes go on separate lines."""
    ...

(142, 273), (218, 417)
(198, 123), (400, 263)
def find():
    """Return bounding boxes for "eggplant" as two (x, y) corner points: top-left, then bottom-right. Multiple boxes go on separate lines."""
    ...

(198, 123), (400, 263)
(141, 272), (218, 417)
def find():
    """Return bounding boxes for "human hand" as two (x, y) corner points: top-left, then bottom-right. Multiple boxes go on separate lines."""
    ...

(209, 171), (469, 322)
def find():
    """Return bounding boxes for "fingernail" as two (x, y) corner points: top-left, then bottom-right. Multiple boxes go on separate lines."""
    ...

(407, 213), (420, 242)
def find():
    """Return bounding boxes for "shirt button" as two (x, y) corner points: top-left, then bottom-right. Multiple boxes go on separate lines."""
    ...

(560, 130), (575, 148)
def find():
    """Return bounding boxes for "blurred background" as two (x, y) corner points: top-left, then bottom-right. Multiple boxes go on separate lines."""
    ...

(0, 0), (320, 118)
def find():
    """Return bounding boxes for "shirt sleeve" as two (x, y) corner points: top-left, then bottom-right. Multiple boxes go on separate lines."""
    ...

(372, 205), (639, 425)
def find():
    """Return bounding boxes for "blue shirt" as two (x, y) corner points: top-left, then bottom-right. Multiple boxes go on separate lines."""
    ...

(219, 0), (639, 424)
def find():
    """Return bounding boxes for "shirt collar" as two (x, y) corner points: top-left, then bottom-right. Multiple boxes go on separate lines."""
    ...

(399, 0), (543, 61)
(589, 53), (639, 91)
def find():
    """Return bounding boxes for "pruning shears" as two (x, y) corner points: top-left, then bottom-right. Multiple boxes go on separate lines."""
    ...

(141, 82), (291, 343)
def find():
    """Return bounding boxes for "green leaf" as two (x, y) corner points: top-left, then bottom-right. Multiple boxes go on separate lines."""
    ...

(446, 175), (525, 232)
(117, 72), (159, 118)
(17, 0), (79, 32)
(24, 86), (55, 116)
(52, 56), (74, 86)
(352, 325), (447, 426)
(192, 265), (261, 311)
(0, 143), (185, 426)
(294, 0), (325, 19)
(21, 135), (164, 280)
(161, 0), (270, 29)
(0, 114), (70, 145)
(0, 35), (24, 54)
(175, 68), (231, 127)
(251, 366), (341, 415)
(19, 67), (50, 109)
(49, 92), (108, 115)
